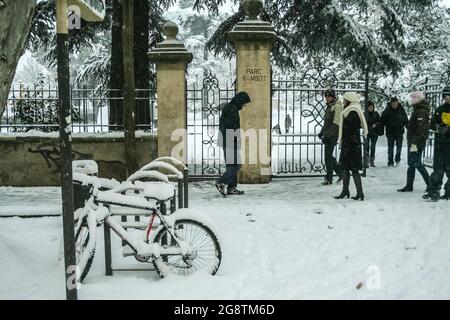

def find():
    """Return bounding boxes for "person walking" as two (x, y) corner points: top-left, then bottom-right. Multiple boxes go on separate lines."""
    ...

(285, 114), (292, 133)
(424, 86), (450, 201)
(215, 91), (251, 197)
(382, 97), (409, 167)
(318, 89), (343, 185)
(364, 101), (382, 167)
(397, 92), (430, 193)
(335, 92), (368, 201)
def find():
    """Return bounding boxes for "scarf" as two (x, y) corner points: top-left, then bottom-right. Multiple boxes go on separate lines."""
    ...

(338, 103), (369, 145)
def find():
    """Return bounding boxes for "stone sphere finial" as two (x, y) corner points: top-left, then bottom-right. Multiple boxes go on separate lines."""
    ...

(163, 22), (179, 40)
(241, 0), (264, 20)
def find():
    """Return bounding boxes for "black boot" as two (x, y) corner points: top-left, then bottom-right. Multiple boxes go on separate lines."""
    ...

(398, 167), (415, 192)
(335, 171), (350, 199)
(351, 170), (364, 201)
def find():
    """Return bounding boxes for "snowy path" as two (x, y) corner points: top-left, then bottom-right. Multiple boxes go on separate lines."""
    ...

(0, 147), (449, 299)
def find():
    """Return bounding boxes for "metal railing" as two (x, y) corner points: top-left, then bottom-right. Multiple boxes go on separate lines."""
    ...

(1, 85), (157, 133)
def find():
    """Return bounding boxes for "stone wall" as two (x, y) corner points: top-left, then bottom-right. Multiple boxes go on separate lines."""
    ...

(0, 133), (157, 187)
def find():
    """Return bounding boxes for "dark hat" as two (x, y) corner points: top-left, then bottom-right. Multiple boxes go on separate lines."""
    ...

(324, 89), (336, 97)
(443, 86), (450, 98)
(368, 101), (374, 107)
(390, 96), (399, 103)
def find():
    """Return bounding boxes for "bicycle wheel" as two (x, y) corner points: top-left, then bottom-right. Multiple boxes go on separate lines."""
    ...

(74, 217), (96, 283)
(152, 219), (222, 278)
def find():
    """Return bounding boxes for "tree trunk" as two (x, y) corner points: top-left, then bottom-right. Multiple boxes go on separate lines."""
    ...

(122, 0), (138, 175)
(0, 0), (36, 120)
(133, 0), (150, 129)
(109, 0), (150, 130)
(109, 0), (124, 130)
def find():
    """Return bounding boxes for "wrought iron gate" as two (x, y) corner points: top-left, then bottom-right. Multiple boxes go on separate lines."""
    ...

(187, 67), (367, 179)
(186, 73), (235, 178)
(424, 67), (450, 167)
(271, 66), (367, 177)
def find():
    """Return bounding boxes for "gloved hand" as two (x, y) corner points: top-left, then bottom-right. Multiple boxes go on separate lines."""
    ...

(410, 144), (418, 152)
(438, 126), (449, 135)
(318, 132), (324, 139)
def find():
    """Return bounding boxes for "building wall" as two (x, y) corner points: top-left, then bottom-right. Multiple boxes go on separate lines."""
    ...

(0, 134), (157, 186)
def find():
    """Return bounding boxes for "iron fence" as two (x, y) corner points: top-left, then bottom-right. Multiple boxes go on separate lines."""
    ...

(0, 85), (157, 133)
(271, 68), (367, 177)
(424, 67), (450, 167)
(186, 74), (235, 177)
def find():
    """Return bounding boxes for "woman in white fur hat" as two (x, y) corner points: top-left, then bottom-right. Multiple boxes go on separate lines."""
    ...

(335, 92), (369, 201)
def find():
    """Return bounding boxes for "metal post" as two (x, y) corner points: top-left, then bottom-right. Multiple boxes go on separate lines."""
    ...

(183, 168), (189, 208)
(363, 66), (370, 177)
(104, 223), (113, 276)
(178, 179), (183, 209)
(56, 0), (77, 300)
(170, 196), (176, 214)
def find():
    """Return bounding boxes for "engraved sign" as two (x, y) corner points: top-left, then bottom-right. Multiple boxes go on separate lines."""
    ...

(242, 68), (267, 82)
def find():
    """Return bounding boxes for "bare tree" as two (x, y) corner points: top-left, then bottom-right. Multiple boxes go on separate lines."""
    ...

(0, 0), (36, 119)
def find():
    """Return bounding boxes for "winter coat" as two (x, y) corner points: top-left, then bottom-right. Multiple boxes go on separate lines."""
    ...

(319, 98), (343, 143)
(340, 111), (363, 171)
(218, 92), (251, 149)
(381, 103), (409, 138)
(338, 92), (368, 171)
(365, 110), (382, 137)
(430, 102), (450, 144)
(407, 100), (430, 148)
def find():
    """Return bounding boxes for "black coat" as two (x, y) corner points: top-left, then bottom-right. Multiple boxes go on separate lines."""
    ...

(339, 111), (363, 171)
(381, 104), (408, 138)
(430, 103), (450, 144)
(365, 110), (382, 137)
(218, 92), (251, 149)
(407, 101), (430, 148)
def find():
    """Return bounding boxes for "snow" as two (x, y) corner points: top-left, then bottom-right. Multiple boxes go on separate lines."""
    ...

(73, 173), (120, 190)
(126, 171), (170, 184)
(73, 160), (98, 175)
(140, 161), (184, 179)
(0, 131), (156, 139)
(0, 146), (449, 299)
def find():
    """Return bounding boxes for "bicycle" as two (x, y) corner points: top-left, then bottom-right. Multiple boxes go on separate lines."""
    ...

(74, 176), (222, 283)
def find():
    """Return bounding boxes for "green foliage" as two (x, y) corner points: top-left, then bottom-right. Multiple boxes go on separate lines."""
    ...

(11, 74), (81, 132)
(202, 0), (441, 75)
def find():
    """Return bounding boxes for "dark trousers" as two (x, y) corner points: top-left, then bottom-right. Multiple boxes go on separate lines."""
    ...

(365, 135), (378, 159)
(387, 135), (403, 164)
(429, 142), (450, 196)
(405, 146), (429, 189)
(217, 147), (241, 189)
(324, 140), (341, 182)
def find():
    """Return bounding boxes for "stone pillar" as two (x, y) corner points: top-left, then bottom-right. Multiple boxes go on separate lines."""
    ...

(148, 22), (193, 163)
(228, 0), (275, 184)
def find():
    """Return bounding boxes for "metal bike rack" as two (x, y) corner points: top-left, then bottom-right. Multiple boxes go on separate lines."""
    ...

(101, 157), (189, 276)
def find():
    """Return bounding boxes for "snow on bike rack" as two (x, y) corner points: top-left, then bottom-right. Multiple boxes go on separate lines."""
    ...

(140, 161), (184, 180)
(126, 170), (169, 184)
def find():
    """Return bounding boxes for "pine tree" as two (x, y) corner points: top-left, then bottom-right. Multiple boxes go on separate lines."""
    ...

(202, 0), (440, 75)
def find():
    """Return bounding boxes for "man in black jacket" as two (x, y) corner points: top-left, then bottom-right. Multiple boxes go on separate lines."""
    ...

(425, 86), (450, 201)
(397, 92), (430, 192)
(318, 89), (343, 185)
(365, 101), (382, 167)
(215, 92), (251, 197)
(382, 97), (409, 167)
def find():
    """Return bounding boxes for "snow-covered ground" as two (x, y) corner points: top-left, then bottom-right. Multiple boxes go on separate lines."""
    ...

(0, 146), (449, 300)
